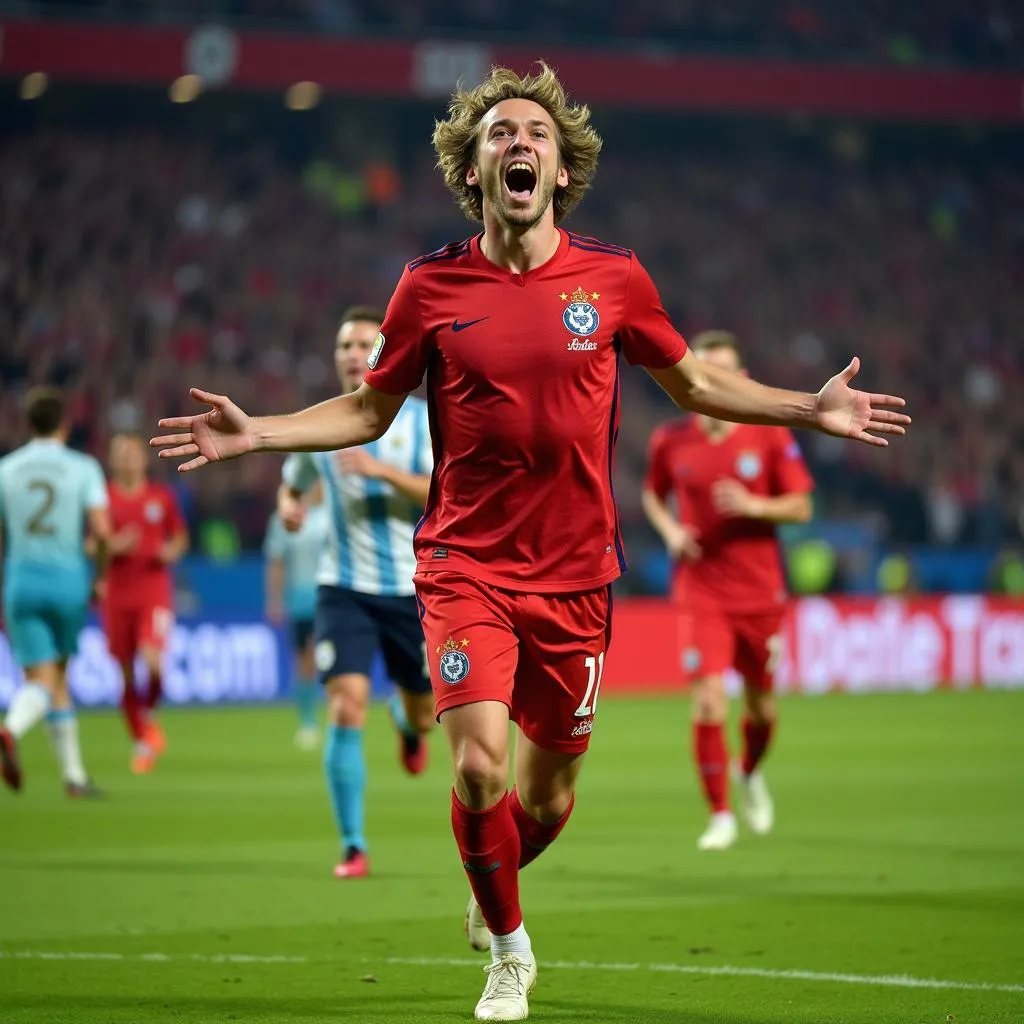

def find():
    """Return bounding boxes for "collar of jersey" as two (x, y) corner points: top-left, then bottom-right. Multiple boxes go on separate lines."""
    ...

(467, 227), (570, 280)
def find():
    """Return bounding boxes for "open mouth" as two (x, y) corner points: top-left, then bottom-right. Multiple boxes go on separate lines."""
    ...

(504, 161), (537, 202)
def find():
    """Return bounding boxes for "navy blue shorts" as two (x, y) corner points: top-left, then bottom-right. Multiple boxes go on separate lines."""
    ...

(313, 585), (430, 694)
(290, 617), (315, 650)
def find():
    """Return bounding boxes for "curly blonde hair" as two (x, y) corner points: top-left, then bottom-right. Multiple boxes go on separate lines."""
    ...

(432, 62), (603, 224)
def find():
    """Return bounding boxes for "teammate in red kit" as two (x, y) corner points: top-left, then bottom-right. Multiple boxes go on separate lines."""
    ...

(644, 331), (814, 851)
(101, 433), (189, 774)
(151, 65), (909, 1021)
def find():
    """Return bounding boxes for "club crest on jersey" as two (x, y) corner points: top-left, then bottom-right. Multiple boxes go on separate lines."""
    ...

(144, 501), (164, 523)
(437, 636), (470, 685)
(560, 285), (601, 337)
(366, 331), (385, 369)
(736, 451), (762, 480)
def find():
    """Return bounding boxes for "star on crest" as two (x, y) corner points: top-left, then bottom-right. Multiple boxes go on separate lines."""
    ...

(559, 292), (568, 301)
(436, 636), (470, 655)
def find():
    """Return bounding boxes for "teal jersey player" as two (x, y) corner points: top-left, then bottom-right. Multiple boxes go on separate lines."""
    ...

(0, 388), (111, 798)
(1, 438), (108, 658)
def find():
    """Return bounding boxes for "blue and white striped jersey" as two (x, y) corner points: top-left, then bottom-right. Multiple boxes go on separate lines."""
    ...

(281, 398), (432, 597)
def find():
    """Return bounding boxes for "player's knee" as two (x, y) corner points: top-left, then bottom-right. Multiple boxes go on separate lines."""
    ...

(407, 704), (435, 734)
(453, 741), (507, 809)
(745, 689), (775, 725)
(690, 678), (728, 723)
(517, 783), (574, 824)
(327, 681), (368, 728)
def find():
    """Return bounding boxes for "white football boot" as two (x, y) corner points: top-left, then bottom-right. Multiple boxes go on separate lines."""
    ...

(474, 953), (537, 1021)
(697, 810), (738, 851)
(734, 763), (774, 835)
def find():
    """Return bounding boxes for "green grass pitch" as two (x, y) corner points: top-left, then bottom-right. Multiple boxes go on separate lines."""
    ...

(1, 689), (1021, 1024)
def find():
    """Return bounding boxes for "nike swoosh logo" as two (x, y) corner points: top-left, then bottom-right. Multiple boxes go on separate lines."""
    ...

(452, 317), (489, 333)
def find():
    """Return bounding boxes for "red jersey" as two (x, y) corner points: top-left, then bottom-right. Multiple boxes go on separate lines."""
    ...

(364, 229), (687, 592)
(645, 419), (814, 613)
(105, 481), (185, 607)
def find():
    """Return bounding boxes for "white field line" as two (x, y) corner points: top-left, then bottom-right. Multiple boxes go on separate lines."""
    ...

(0, 951), (306, 964)
(1, 950), (1021, 995)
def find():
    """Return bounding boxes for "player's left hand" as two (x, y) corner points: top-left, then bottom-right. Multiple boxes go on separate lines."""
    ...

(335, 449), (387, 479)
(813, 358), (910, 447)
(712, 479), (759, 518)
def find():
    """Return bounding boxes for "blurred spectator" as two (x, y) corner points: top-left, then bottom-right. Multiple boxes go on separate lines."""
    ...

(24, 0), (1024, 65)
(1, 103), (1021, 558)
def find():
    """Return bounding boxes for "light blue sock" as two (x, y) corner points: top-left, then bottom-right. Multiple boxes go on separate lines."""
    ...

(323, 725), (366, 854)
(387, 692), (417, 739)
(294, 679), (318, 729)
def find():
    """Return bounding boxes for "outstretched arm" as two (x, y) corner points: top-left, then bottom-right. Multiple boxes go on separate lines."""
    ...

(151, 384), (408, 473)
(647, 351), (909, 447)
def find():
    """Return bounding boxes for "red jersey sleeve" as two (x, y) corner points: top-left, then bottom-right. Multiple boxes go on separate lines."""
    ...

(618, 256), (688, 369)
(363, 266), (431, 395)
(644, 426), (673, 500)
(769, 429), (815, 496)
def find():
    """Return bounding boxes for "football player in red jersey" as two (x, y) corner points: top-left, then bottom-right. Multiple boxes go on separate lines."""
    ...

(152, 64), (908, 1021)
(644, 331), (814, 852)
(100, 433), (189, 774)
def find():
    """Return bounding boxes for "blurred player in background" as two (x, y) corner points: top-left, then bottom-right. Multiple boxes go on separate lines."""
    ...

(643, 331), (814, 851)
(277, 306), (434, 880)
(0, 388), (110, 797)
(99, 432), (188, 775)
(263, 482), (328, 749)
(152, 66), (908, 1021)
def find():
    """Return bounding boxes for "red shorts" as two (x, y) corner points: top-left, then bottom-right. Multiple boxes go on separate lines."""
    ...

(678, 608), (784, 691)
(102, 603), (174, 664)
(415, 571), (613, 754)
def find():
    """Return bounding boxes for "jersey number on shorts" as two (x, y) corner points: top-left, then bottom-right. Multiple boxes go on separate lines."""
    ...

(26, 480), (57, 536)
(575, 651), (605, 717)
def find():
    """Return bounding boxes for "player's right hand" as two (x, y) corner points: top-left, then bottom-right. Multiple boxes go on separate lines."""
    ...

(665, 522), (702, 561)
(151, 389), (255, 472)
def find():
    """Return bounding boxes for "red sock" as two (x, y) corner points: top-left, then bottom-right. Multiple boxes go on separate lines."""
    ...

(146, 668), (163, 712)
(741, 717), (775, 776)
(451, 790), (522, 935)
(120, 681), (148, 742)
(693, 722), (730, 813)
(509, 787), (574, 869)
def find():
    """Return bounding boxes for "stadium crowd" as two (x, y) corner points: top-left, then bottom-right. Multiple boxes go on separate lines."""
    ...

(1, 119), (1021, 552)
(26, 0), (1024, 65)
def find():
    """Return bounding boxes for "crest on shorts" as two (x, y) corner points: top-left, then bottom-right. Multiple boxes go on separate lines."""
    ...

(314, 640), (336, 673)
(436, 636), (470, 685)
(560, 285), (601, 337)
(736, 451), (762, 480)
